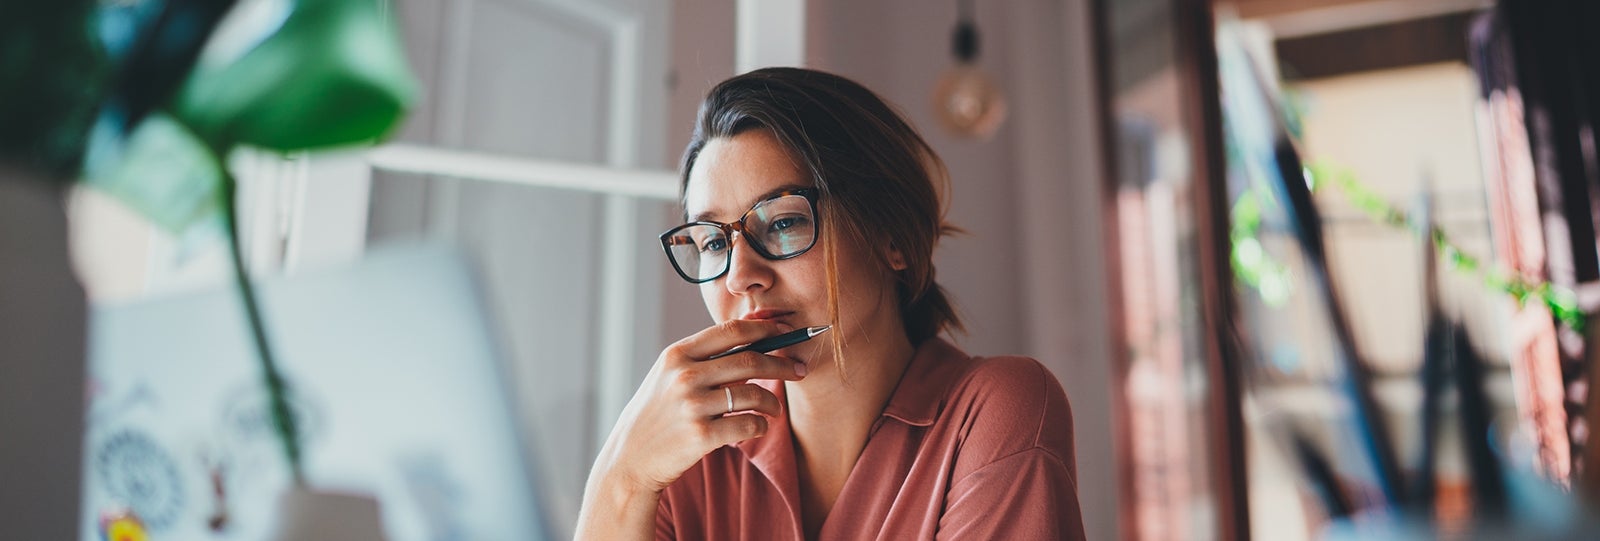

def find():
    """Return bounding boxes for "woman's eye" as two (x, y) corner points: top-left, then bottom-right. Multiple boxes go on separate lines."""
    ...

(699, 236), (728, 253)
(768, 216), (809, 232)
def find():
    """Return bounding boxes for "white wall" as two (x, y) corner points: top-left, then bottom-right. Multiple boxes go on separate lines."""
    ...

(809, 0), (1027, 355)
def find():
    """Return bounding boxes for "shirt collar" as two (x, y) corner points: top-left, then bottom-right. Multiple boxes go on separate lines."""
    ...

(740, 379), (795, 473)
(736, 336), (970, 465)
(737, 379), (804, 530)
(879, 336), (969, 427)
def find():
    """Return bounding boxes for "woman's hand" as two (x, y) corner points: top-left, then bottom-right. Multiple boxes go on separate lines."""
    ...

(577, 319), (807, 539)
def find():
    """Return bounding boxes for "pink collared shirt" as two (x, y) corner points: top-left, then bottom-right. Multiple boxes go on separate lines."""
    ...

(656, 337), (1086, 540)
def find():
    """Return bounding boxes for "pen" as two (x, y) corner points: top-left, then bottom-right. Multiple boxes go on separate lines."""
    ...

(708, 325), (832, 359)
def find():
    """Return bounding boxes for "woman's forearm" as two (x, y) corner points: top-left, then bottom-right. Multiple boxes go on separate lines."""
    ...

(577, 320), (803, 539)
(575, 470), (661, 541)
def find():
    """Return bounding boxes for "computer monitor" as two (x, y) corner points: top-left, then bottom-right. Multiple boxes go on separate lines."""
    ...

(83, 243), (551, 540)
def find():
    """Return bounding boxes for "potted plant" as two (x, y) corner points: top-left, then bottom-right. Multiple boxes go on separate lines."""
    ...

(1, 1), (416, 538)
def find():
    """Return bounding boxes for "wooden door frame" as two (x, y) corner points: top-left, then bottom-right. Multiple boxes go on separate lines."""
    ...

(1090, 0), (1250, 539)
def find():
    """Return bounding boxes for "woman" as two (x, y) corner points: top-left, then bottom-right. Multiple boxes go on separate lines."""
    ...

(578, 68), (1084, 540)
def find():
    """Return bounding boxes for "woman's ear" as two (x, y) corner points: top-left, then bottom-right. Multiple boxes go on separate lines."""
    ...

(886, 243), (909, 271)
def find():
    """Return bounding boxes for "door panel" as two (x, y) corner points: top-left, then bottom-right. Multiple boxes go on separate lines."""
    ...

(459, 0), (608, 161)
(369, 0), (674, 535)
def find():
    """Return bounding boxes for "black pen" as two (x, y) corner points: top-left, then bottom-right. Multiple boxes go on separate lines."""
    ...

(708, 325), (832, 359)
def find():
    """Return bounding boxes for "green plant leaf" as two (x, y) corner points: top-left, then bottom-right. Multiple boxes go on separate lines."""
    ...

(172, 0), (417, 151)
(0, 1), (105, 178)
(82, 113), (222, 233)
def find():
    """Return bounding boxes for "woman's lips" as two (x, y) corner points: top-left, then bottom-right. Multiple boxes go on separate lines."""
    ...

(741, 309), (797, 333)
(741, 309), (793, 321)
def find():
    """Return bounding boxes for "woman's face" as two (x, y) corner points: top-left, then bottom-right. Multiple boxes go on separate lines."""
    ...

(682, 129), (903, 369)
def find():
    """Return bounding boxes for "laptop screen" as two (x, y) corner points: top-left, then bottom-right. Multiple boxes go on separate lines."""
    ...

(84, 243), (551, 540)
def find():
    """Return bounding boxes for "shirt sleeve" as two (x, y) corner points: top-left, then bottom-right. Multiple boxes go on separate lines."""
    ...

(654, 489), (675, 540)
(938, 447), (1086, 540)
(935, 357), (1086, 540)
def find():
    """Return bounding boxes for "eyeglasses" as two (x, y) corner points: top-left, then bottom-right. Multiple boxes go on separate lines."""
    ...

(659, 188), (820, 283)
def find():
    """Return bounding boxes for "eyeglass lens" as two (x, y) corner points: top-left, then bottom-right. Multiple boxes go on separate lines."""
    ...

(663, 194), (816, 282)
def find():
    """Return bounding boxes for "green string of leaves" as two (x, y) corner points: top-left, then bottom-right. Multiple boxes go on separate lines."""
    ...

(1229, 161), (1585, 333)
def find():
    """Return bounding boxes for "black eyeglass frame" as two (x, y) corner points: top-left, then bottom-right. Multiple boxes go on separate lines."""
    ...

(658, 188), (821, 284)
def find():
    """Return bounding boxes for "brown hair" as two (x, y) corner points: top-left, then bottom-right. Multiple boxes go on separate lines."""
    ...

(680, 67), (964, 359)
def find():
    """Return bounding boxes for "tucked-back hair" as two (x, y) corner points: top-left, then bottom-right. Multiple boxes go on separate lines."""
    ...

(681, 67), (964, 351)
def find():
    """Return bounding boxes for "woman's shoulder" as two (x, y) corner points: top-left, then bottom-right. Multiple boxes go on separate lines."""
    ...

(953, 354), (1058, 392)
(932, 347), (1075, 468)
(946, 355), (1073, 426)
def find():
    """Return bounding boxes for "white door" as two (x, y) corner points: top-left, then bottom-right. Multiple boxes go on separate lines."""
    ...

(367, 0), (676, 535)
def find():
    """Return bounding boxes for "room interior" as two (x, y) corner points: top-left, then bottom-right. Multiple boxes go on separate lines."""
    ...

(5, 0), (1600, 539)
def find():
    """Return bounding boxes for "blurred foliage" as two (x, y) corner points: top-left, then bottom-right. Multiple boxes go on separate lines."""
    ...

(3, 0), (418, 487)
(1309, 162), (1585, 333)
(0, 1), (107, 178)
(1230, 185), (1295, 308)
(83, 113), (224, 232)
(174, 0), (415, 151)
(1229, 161), (1586, 334)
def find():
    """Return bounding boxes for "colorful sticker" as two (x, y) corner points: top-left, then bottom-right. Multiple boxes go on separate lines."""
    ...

(100, 509), (149, 541)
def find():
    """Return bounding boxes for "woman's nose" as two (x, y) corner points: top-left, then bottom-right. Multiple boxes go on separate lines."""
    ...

(723, 233), (773, 293)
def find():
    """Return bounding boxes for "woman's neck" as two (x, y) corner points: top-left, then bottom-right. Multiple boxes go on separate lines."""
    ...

(784, 328), (915, 452)
(782, 325), (916, 535)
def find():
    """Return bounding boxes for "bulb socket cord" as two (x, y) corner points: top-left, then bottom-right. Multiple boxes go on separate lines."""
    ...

(953, 21), (978, 62)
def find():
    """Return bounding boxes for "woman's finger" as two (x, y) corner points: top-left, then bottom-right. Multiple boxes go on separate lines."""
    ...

(699, 383), (783, 418)
(682, 351), (806, 389)
(700, 412), (770, 448)
(670, 319), (788, 361)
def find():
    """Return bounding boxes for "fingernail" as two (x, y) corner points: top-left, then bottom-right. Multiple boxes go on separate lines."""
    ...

(794, 362), (808, 377)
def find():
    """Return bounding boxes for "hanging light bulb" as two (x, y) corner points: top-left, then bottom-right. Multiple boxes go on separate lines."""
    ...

(933, 0), (1006, 139)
